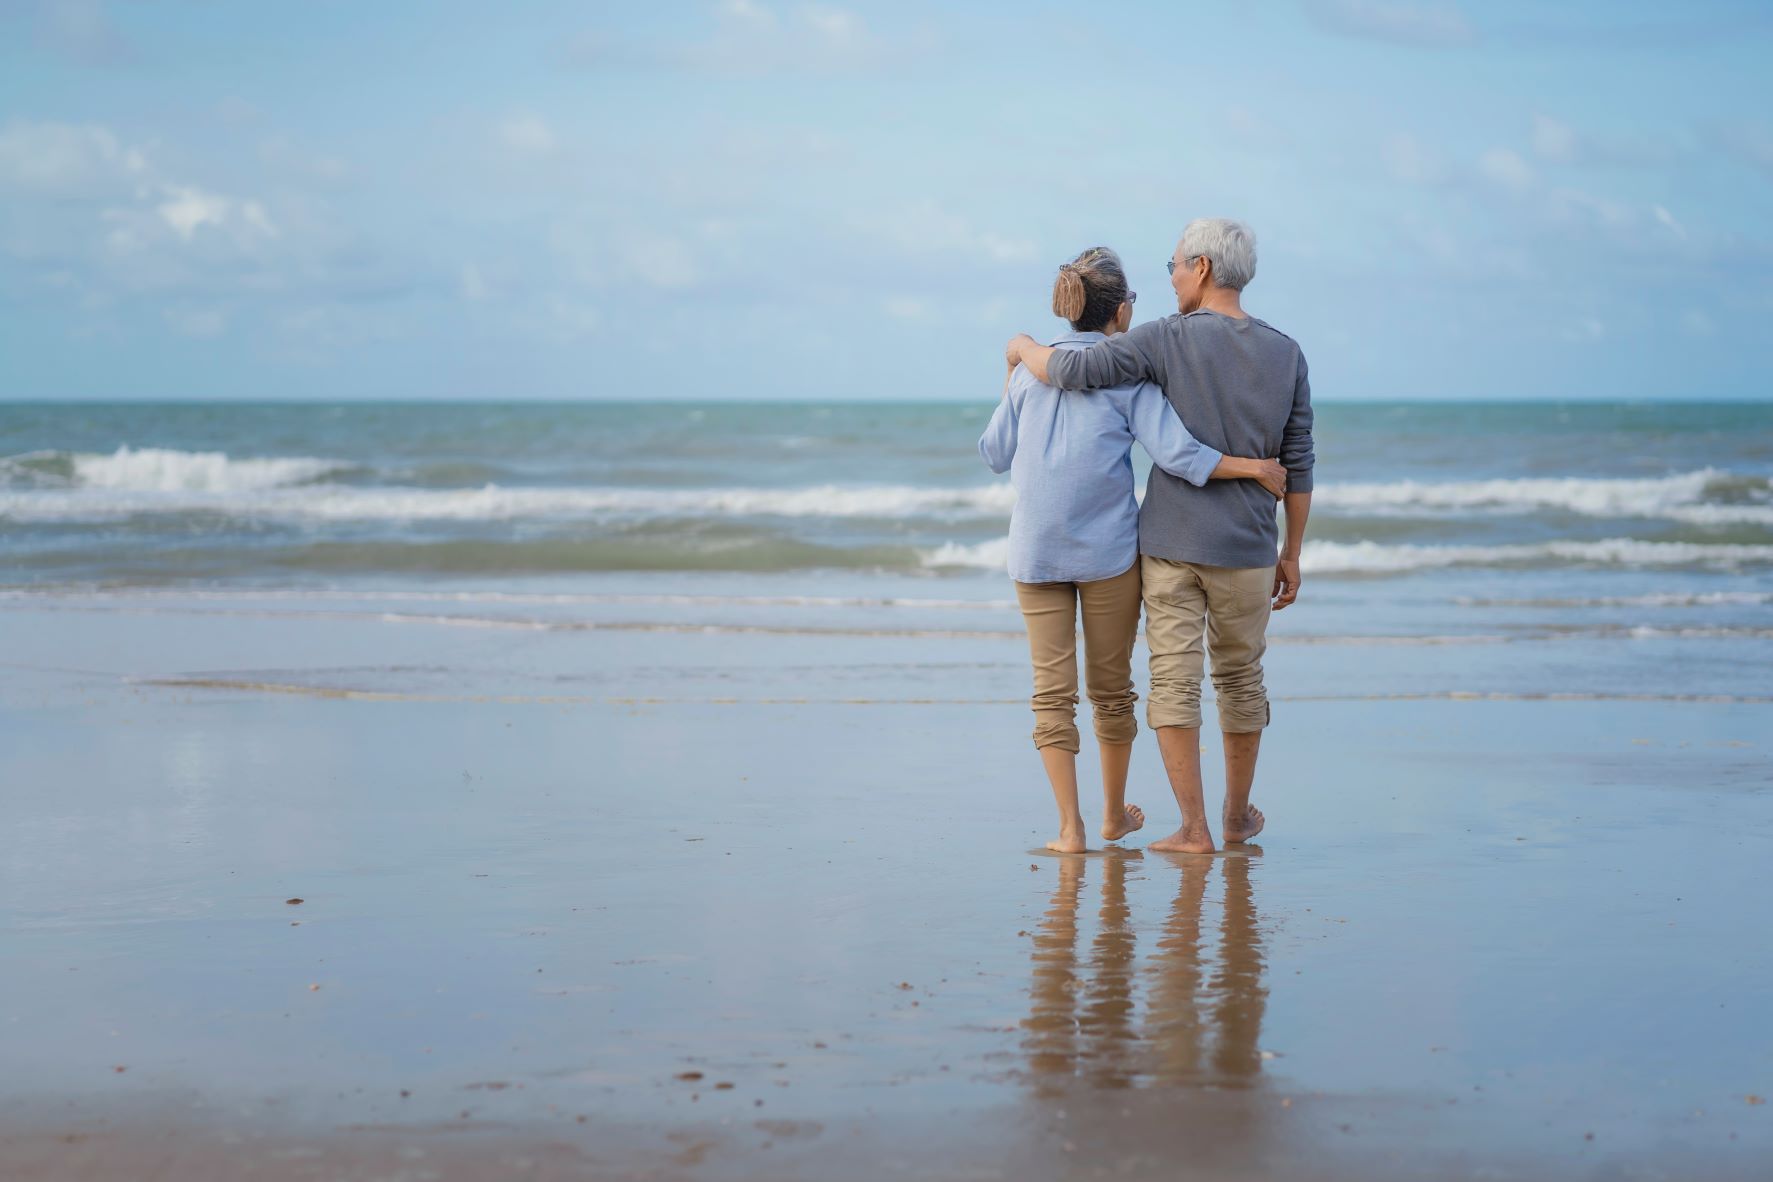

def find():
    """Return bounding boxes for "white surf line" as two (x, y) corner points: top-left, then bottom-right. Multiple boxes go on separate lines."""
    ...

(133, 678), (1773, 706)
(14, 598), (1773, 645)
(376, 613), (1026, 640)
(0, 587), (1022, 610)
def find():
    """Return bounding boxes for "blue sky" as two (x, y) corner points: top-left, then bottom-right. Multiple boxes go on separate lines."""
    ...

(2, 0), (1770, 401)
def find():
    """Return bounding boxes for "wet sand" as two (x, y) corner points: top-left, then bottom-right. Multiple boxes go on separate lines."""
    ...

(2, 589), (1770, 1180)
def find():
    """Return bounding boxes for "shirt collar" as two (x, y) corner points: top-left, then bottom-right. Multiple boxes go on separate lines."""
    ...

(1048, 329), (1108, 346)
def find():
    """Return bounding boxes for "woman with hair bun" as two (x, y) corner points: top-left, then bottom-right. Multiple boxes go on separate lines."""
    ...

(979, 246), (1286, 853)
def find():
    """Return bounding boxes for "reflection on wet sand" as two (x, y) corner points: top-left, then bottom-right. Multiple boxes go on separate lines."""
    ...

(1022, 851), (1267, 1093)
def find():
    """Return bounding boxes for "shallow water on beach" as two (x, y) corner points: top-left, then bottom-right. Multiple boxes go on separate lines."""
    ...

(3, 588), (1772, 1178)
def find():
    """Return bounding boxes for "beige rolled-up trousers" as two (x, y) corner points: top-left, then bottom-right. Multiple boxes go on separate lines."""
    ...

(1141, 554), (1273, 734)
(1013, 561), (1142, 754)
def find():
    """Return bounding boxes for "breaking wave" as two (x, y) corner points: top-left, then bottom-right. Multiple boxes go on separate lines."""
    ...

(1318, 469), (1772, 525)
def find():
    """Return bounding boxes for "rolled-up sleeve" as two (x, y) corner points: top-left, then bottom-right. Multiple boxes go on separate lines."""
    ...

(1126, 381), (1221, 487)
(1281, 351), (1315, 493)
(977, 373), (1022, 474)
(1045, 320), (1169, 392)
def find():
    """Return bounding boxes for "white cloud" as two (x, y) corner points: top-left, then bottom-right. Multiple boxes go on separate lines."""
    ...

(1478, 147), (1535, 192)
(36, 0), (135, 66)
(0, 114), (420, 353)
(1526, 112), (1685, 170)
(1547, 187), (1634, 230)
(552, 218), (703, 292)
(541, 298), (602, 342)
(257, 136), (350, 185)
(499, 114), (557, 156)
(459, 263), (488, 302)
(1304, 0), (1477, 48)
(1681, 309), (1716, 337)
(1652, 205), (1686, 240)
(801, 5), (865, 48)
(719, 0), (776, 26)
(570, 2), (894, 75)
(979, 233), (1034, 263)
(1561, 316), (1606, 343)
(0, 118), (147, 195)
(163, 304), (228, 338)
(620, 232), (699, 290)
(1712, 121), (1773, 178)
(1384, 133), (1447, 184)
(1530, 115), (1577, 163)
(867, 200), (1034, 263)
(975, 297), (1010, 325)
(155, 184), (278, 242)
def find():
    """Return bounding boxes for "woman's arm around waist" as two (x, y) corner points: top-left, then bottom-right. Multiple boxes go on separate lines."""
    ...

(1125, 381), (1287, 496)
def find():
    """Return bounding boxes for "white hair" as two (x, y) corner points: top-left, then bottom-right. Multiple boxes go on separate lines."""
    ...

(1177, 218), (1257, 291)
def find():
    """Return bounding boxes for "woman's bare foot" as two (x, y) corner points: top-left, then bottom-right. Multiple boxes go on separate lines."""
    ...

(1224, 805), (1265, 844)
(1101, 803), (1145, 842)
(1147, 819), (1216, 854)
(1046, 825), (1088, 854)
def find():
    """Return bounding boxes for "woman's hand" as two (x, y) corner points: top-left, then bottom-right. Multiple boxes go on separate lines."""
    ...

(1250, 458), (1287, 499)
(1210, 456), (1288, 498)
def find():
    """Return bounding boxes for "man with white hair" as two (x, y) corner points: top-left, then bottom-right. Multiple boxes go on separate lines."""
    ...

(1003, 218), (1314, 855)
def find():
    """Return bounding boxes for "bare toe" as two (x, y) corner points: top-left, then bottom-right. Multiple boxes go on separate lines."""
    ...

(1101, 803), (1146, 842)
(1225, 805), (1265, 844)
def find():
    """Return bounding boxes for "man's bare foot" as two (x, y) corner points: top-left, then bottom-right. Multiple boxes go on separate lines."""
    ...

(1224, 805), (1265, 844)
(1101, 803), (1145, 842)
(1147, 820), (1216, 854)
(1046, 825), (1088, 854)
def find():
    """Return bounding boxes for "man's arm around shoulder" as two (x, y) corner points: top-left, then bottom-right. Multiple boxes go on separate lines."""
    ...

(1006, 319), (1171, 391)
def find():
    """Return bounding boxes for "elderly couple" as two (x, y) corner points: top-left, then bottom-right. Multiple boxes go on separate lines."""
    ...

(981, 218), (1314, 855)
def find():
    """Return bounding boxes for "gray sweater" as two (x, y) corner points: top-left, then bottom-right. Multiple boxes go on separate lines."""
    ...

(1046, 309), (1315, 570)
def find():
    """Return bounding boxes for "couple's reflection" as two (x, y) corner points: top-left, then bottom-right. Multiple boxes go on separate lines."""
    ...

(1023, 850), (1266, 1093)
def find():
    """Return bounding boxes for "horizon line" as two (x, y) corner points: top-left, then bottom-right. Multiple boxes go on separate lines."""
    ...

(3, 395), (1770, 407)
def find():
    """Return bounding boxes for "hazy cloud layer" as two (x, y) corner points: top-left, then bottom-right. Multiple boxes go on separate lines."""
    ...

(1, 0), (1768, 399)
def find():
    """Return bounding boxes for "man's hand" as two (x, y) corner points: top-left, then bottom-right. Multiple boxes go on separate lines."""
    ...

(1272, 554), (1301, 611)
(1005, 333), (1036, 369)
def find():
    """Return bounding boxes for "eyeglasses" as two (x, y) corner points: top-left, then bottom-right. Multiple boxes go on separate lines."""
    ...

(1167, 256), (1200, 275)
(1127, 291), (1137, 304)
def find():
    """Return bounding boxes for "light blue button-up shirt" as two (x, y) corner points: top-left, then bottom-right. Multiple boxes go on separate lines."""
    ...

(978, 330), (1224, 584)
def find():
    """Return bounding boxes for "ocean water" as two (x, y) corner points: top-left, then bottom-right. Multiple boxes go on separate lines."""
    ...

(2, 400), (1771, 700)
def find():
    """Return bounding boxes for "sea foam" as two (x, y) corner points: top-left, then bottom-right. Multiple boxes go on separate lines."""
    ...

(0, 479), (1019, 522)
(64, 447), (347, 493)
(919, 536), (1773, 574)
(1318, 469), (1772, 525)
(1301, 538), (1773, 573)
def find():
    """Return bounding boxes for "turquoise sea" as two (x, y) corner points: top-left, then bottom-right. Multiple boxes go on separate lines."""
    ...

(2, 399), (1770, 701)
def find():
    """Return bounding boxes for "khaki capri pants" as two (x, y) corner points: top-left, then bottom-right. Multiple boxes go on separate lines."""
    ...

(1140, 554), (1273, 734)
(1013, 561), (1142, 754)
